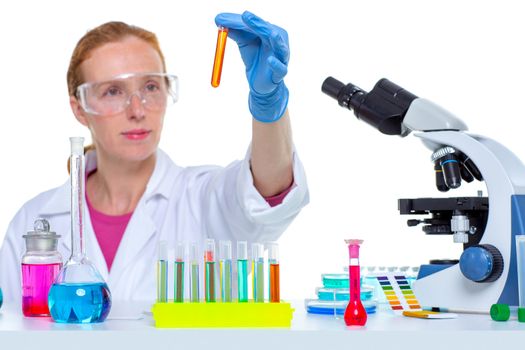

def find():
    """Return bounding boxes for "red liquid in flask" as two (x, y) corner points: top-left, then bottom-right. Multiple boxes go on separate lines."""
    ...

(344, 265), (367, 326)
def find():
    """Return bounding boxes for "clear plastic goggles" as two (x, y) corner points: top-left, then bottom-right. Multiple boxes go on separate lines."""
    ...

(76, 72), (179, 116)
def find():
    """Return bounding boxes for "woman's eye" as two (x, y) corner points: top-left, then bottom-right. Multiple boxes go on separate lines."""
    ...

(145, 82), (160, 92)
(103, 87), (122, 97)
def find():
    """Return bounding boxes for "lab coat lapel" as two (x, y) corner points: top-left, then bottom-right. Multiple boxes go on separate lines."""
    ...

(108, 199), (156, 283)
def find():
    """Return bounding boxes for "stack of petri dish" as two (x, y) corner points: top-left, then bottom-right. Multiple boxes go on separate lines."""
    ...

(305, 273), (377, 315)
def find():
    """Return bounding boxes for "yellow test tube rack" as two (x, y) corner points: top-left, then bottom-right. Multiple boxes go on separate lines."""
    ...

(152, 300), (294, 328)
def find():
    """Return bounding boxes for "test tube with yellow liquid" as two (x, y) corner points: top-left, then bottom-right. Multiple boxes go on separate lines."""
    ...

(219, 240), (233, 302)
(252, 243), (264, 302)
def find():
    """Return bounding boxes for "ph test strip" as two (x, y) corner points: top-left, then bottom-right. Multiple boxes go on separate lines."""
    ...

(376, 274), (421, 314)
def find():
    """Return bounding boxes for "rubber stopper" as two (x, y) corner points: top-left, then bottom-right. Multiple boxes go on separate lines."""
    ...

(518, 307), (525, 323)
(490, 304), (510, 321)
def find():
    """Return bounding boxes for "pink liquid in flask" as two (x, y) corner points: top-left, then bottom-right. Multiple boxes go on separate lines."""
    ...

(344, 239), (367, 326)
(22, 262), (62, 316)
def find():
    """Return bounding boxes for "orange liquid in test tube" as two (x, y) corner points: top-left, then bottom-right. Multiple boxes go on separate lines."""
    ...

(211, 26), (228, 87)
(270, 263), (280, 302)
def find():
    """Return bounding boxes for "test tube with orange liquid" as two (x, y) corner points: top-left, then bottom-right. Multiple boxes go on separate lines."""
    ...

(268, 242), (280, 303)
(211, 26), (228, 87)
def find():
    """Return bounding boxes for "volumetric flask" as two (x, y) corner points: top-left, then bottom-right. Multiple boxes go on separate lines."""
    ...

(48, 137), (111, 323)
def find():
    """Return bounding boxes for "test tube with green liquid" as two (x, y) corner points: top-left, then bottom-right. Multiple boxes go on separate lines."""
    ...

(189, 242), (200, 302)
(252, 243), (264, 302)
(219, 240), (233, 302)
(157, 241), (168, 303)
(174, 241), (185, 302)
(205, 239), (217, 302)
(237, 241), (249, 302)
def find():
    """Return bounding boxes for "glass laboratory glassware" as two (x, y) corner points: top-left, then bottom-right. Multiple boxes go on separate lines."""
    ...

(48, 137), (111, 323)
(268, 242), (280, 302)
(237, 241), (249, 302)
(190, 242), (200, 302)
(174, 241), (185, 302)
(21, 219), (62, 316)
(516, 235), (525, 321)
(211, 26), (228, 87)
(219, 240), (232, 302)
(344, 239), (367, 326)
(204, 239), (217, 302)
(157, 241), (168, 303)
(252, 243), (264, 302)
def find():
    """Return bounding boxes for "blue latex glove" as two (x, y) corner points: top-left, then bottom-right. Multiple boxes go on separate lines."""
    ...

(215, 11), (289, 123)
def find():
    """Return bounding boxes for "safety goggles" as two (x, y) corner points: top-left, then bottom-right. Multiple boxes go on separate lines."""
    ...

(76, 72), (179, 116)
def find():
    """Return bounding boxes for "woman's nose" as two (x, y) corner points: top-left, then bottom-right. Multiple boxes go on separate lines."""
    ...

(126, 93), (146, 119)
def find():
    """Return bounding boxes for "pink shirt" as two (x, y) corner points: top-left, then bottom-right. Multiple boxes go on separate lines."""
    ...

(88, 181), (293, 271)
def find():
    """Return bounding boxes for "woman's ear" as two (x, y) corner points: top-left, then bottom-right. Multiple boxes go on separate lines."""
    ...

(70, 95), (89, 127)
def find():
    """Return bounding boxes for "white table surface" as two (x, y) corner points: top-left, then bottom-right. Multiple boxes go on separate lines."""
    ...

(1, 301), (525, 350)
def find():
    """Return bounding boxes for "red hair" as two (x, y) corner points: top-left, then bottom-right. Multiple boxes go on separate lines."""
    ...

(67, 21), (166, 96)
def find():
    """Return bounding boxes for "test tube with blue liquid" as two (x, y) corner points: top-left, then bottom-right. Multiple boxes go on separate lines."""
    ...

(219, 240), (233, 302)
(174, 242), (185, 303)
(190, 242), (200, 302)
(237, 241), (249, 302)
(205, 239), (217, 302)
(252, 243), (265, 302)
(157, 241), (168, 303)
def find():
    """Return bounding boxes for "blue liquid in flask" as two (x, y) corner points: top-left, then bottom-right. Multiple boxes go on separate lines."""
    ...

(48, 282), (111, 323)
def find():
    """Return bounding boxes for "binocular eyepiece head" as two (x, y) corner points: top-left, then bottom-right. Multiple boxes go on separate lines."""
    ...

(322, 76), (418, 136)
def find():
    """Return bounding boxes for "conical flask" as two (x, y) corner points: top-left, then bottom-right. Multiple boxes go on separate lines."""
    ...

(48, 137), (111, 323)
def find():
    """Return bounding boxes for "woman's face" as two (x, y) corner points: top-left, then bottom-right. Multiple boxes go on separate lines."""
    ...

(71, 36), (166, 163)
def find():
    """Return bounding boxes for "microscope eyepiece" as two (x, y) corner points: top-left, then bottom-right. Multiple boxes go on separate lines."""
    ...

(321, 77), (365, 110)
(322, 77), (418, 136)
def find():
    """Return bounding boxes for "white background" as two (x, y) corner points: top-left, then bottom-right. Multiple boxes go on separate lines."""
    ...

(1, 0), (524, 300)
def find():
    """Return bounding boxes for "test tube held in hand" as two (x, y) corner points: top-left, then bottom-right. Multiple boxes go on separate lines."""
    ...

(268, 242), (280, 303)
(157, 241), (168, 303)
(252, 243), (265, 302)
(237, 241), (249, 302)
(189, 242), (200, 302)
(219, 240), (233, 302)
(211, 26), (228, 87)
(174, 242), (185, 303)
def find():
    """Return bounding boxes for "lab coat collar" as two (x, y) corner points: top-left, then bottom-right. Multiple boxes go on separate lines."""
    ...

(37, 148), (179, 217)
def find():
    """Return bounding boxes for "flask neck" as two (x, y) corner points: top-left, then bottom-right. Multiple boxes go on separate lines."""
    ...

(70, 153), (86, 260)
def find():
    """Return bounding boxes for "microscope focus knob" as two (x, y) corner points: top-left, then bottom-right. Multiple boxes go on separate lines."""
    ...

(459, 244), (504, 283)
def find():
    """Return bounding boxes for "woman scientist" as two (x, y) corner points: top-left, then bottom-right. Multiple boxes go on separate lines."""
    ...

(0, 11), (309, 303)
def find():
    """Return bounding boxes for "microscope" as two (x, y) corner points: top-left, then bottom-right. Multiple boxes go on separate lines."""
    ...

(322, 77), (525, 311)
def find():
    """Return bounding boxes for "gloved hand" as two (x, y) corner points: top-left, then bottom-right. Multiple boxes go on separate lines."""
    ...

(215, 11), (289, 123)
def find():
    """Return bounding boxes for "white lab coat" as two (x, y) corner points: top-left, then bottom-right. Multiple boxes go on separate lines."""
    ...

(0, 147), (309, 304)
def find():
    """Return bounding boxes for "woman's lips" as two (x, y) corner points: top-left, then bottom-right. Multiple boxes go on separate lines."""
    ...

(121, 129), (151, 140)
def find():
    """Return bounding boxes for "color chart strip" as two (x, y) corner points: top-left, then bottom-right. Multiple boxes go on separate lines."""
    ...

(376, 274), (421, 314)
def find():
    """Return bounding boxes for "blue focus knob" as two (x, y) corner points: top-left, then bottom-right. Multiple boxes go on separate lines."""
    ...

(459, 244), (503, 283)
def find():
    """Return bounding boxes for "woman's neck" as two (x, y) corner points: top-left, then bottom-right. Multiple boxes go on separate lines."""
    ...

(86, 150), (157, 215)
